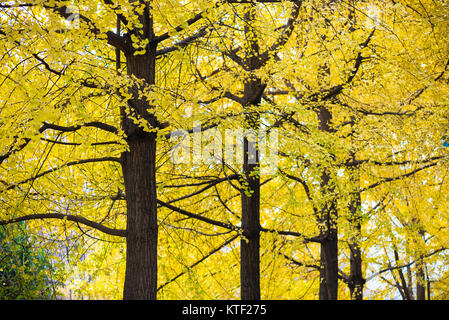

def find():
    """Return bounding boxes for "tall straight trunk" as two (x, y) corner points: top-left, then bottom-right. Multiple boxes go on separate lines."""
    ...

(240, 125), (261, 300)
(318, 170), (339, 300)
(347, 136), (365, 299)
(319, 249), (329, 300)
(320, 232), (338, 299)
(240, 77), (263, 300)
(121, 7), (159, 299)
(416, 256), (426, 300)
(317, 106), (338, 300)
(416, 229), (426, 300)
(122, 128), (158, 300)
(239, 4), (263, 300)
(348, 189), (364, 300)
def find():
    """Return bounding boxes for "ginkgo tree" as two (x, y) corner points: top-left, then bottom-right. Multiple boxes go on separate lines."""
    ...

(262, 0), (449, 300)
(0, 0), (221, 300)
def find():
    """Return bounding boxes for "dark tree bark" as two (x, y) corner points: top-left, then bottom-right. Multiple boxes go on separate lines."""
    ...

(416, 257), (426, 300)
(392, 248), (413, 300)
(320, 232), (339, 300)
(416, 229), (426, 300)
(348, 189), (365, 300)
(121, 127), (158, 300)
(239, 5), (264, 300)
(347, 134), (365, 300)
(121, 7), (159, 300)
(318, 171), (339, 300)
(240, 141), (261, 299)
(240, 78), (263, 300)
(319, 249), (329, 300)
(316, 105), (339, 300)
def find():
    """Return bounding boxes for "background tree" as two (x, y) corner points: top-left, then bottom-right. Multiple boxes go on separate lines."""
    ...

(0, 223), (63, 299)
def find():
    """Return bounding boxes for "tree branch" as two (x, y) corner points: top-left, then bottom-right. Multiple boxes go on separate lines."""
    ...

(42, 121), (119, 134)
(0, 213), (126, 237)
(256, 0), (303, 68)
(157, 199), (240, 231)
(366, 247), (447, 282)
(49, 3), (131, 53)
(157, 234), (239, 291)
(2, 157), (121, 192)
(360, 162), (438, 193)
(156, 26), (209, 56)
(155, 10), (206, 43)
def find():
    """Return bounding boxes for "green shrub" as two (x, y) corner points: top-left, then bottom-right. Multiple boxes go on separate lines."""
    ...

(0, 223), (60, 299)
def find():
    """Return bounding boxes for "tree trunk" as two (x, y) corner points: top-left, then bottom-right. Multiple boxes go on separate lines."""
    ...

(318, 251), (328, 300)
(318, 170), (338, 300)
(348, 145), (365, 300)
(240, 137), (261, 300)
(121, 12), (159, 298)
(348, 191), (364, 300)
(416, 229), (426, 300)
(416, 257), (426, 300)
(317, 106), (339, 300)
(122, 130), (158, 300)
(240, 77), (263, 300)
(239, 4), (263, 300)
(319, 205), (339, 300)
